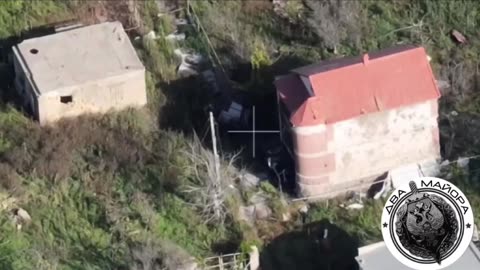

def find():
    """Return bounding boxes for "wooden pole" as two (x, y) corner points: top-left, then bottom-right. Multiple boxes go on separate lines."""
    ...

(210, 111), (221, 181)
(209, 111), (222, 220)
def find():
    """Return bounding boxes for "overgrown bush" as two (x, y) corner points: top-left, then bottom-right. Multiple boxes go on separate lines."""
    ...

(304, 0), (361, 51)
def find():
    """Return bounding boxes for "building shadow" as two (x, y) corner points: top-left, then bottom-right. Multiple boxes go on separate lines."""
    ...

(150, 52), (319, 194)
(260, 219), (360, 270)
(156, 76), (210, 135)
(228, 55), (314, 193)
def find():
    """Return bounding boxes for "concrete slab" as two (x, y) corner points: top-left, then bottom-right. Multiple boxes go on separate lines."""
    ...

(15, 21), (144, 94)
(356, 241), (480, 270)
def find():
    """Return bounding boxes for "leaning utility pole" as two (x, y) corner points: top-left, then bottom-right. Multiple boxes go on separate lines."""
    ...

(209, 111), (222, 220)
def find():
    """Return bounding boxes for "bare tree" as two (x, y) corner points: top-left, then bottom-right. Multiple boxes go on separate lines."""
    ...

(304, 0), (361, 52)
(130, 239), (196, 270)
(182, 133), (240, 225)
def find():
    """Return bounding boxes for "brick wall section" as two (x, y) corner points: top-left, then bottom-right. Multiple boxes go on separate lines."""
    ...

(293, 131), (328, 155)
(292, 123), (335, 194)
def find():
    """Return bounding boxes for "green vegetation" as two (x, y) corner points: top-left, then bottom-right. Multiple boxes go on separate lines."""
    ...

(0, 0), (77, 39)
(0, 0), (479, 269)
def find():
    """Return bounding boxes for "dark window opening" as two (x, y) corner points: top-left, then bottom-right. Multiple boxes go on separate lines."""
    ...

(60, 95), (73, 104)
(30, 48), (39, 54)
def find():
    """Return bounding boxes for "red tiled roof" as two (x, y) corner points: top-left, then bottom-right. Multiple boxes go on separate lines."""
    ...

(275, 46), (441, 127)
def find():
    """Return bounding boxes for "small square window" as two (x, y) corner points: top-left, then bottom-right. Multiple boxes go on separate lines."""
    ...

(60, 95), (73, 104)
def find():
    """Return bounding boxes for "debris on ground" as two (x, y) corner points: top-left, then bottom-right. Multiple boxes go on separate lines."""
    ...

(254, 202), (273, 219)
(436, 80), (450, 90)
(174, 18), (192, 33)
(345, 191), (366, 202)
(144, 30), (158, 40)
(344, 203), (364, 210)
(238, 193), (274, 224)
(0, 196), (17, 211)
(174, 49), (203, 64)
(165, 31), (186, 42)
(219, 101), (244, 125)
(451, 29), (467, 44)
(240, 172), (261, 189)
(297, 202), (309, 214)
(281, 212), (291, 222)
(11, 208), (31, 230)
(238, 205), (256, 224)
(238, 202), (273, 224)
(174, 49), (207, 78)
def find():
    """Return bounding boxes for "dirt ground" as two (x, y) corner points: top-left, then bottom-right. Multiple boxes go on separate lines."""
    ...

(73, 0), (141, 29)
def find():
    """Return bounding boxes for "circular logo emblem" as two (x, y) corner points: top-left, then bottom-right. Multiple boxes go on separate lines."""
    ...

(381, 177), (474, 270)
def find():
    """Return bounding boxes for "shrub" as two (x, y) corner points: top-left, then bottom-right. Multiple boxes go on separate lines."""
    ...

(304, 0), (361, 51)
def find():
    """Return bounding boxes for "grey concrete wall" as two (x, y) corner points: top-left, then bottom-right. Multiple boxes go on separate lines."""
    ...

(12, 51), (24, 94)
(12, 47), (39, 117)
(37, 69), (147, 124)
(292, 99), (440, 197)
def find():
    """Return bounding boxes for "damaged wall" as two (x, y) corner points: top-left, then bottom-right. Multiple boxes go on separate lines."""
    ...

(36, 69), (146, 124)
(12, 22), (147, 124)
(292, 99), (440, 197)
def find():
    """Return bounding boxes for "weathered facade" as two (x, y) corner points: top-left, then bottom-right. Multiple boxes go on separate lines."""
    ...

(275, 45), (441, 197)
(12, 21), (146, 124)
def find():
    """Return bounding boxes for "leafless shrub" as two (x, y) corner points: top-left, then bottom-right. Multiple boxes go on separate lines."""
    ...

(181, 134), (240, 225)
(130, 238), (195, 270)
(130, 239), (164, 270)
(438, 59), (480, 158)
(304, 0), (361, 50)
(241, 0), (273, 15)
(0, 163), (21, 192)
(439, 61), (477, 104)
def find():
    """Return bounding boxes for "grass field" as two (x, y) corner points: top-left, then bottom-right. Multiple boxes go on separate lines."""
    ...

(0, 0), (479, 269)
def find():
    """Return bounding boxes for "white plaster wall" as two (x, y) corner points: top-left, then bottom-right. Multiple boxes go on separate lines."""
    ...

(332, 100), (438, 148)
(37, 69), (146, 124)
(331, 100), (439, 185)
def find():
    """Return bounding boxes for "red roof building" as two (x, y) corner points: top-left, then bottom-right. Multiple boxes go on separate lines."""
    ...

(275, 45), (442, 197)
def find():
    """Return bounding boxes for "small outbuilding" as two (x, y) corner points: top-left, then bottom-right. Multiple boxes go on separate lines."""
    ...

(12, 21), (147, 124)
(275, 45), (441, 197)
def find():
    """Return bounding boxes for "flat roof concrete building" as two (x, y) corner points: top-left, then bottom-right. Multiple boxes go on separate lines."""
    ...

(12, 21), (147, 124)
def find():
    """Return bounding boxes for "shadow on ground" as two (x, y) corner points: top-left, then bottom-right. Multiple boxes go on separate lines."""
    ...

(260, 219), (360, 270)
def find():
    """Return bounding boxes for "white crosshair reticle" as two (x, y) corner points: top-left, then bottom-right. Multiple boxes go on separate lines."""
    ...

(227, 106), (280, 158)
